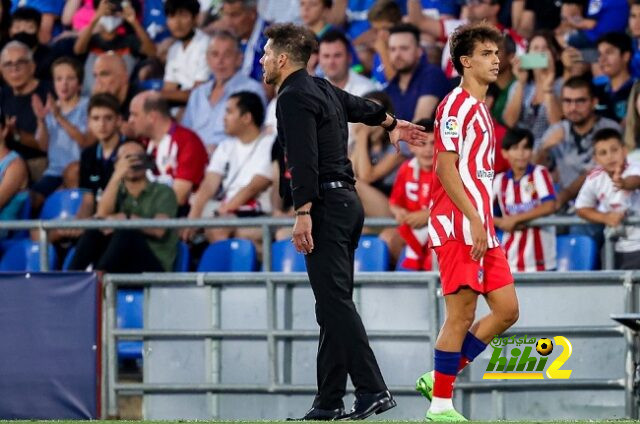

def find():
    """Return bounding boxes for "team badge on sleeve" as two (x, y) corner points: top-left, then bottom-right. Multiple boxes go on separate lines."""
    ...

(443, 117), (459, 138)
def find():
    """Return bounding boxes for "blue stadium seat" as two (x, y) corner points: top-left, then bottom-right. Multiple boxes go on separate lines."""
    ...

(40, 189), (83, 220)
(117, 289), (143, 360)
(197, 238), (258, 272)
(62, 247), (76, 271)
(0, 239), (57, 271)
(354, 236), (390, 272)
(271, 240), (306, 272)
(556, 235), (598, 271)
(174, 241), (190, 272)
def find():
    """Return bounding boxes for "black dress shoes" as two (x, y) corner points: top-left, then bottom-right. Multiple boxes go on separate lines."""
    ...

(286, 406), (346, 421)
(337, 390), (396, 420)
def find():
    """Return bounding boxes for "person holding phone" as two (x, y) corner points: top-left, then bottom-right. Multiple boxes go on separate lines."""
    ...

(503, 31), (563, 147)
(69, 140), (179, 272)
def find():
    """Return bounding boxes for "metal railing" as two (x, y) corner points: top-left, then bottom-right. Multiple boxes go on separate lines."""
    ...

(1, 215), (638, 271)
(102, 270), (640, 420)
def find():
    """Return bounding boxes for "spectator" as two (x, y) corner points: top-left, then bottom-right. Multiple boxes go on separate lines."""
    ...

(383, 23), (449, 122)
(0, 40), (49, 178)
(485, 83), (510, 174)
(559, 45), (593, 83)
(0, 114), (28, 225)
(511, 0), (562, 39)
(493, 128), (557, 272)
(259, 0), (300, 24)
(182, 30), (266, 150)
(92, 52), (135, 121)
(503, 31), (563, 146)
(220, 0), (269, 82)
(79, 93), (123, 218)
(624, 81), (640, 163)
(9, 0), (64, 44)
(575, 128), (640, 270)
(161, 0), (211, 105)
(9, 7), (54, 81)
(30, 57), (90, 213)
(318, 30), (376, 96)
(595, 32), (634, 124)
(409, 0), (460, 20)
(300, 0), (334, 38)
(0, 0), (11, 50)
(61, 0), (94, 32)
(564, 0), (629, 49)
(329, 0), (376, 42)
(388, 118), (434, 271)
(490, 34), (517, 127)
(407, 0), (526, 79)
(69, 140), (178, 272)
(366, 0), (402, 85)
(535, 77), (621, 211)
(185, 91), (274, 248)
(630, 0), (640, 79)
(128, 91), (208, 213)
(74, 0), (155, 94)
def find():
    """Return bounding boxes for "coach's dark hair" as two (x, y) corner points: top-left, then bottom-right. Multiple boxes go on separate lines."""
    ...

(10, 7), (41, 28)
(264, 23), (317, 67)
(597, 31), (633, 55)
(165, 0), (200, 17)
(414, 118), (434, 134)
(389, 23), (420, 45)
(368, 0), (402, 23)
(142, 94), (171, 118)
(319, 30), (350, 53)
(230, 91), (265, 127)
(502, 127), (534, 150)
(449, 22), (503, 76)
(563, 76), (596, 98)
(88, 93), (121, 115)
(51, 56), (84, 84)
(593, 127), (624, 147)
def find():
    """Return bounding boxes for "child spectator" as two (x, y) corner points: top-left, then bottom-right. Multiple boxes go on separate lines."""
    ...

(161, 0), (210, 105)
(575, 128), (640, 270)
(31, 57), (90, 213)
(493, 128), (557, 272)
(388, 118), (434, 271)
(564, 0), (629, 49)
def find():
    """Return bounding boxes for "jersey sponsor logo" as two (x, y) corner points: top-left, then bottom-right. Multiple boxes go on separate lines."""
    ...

(443, 117), (459, 138)
(476, 169), (495, 179)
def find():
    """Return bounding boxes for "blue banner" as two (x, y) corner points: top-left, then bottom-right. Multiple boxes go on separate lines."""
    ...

(0, 272), (99, 419)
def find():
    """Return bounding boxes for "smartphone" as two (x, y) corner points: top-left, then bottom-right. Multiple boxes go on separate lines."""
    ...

(578, 48), (599, 64)
(519, 53), (549, 70)
(128, 154), (154, 171)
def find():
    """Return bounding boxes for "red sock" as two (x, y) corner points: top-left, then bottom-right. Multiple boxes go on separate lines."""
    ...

(458, 355), (471, 372)
(433, 370), (456, 398)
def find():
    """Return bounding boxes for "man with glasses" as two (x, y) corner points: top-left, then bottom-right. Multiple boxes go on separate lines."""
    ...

(536, 76), (621, 211)
(0, 40), (50, 180)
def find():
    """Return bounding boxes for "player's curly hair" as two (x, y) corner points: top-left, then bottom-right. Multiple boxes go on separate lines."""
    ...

(264, 23), (318, 68)
(449, 22), (503, 76)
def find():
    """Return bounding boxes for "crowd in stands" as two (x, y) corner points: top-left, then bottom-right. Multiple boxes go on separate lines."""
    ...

(0, 0), (640, 273)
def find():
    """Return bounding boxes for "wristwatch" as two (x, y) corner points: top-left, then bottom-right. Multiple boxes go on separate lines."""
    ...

(382, 114), (398, 132)
(295, 210), (311, 216)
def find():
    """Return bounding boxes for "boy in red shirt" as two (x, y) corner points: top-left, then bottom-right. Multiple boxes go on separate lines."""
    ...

(389, 118), (434, 270)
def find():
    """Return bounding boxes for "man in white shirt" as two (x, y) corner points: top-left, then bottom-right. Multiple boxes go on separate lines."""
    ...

(575, 128), (640, 269)
(184, 91), (274, 247)
(161, 0), (211, 105)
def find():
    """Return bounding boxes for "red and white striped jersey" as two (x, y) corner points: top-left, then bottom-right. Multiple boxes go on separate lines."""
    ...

(428, 87), (500, 248)
(493, 164), (557, 271)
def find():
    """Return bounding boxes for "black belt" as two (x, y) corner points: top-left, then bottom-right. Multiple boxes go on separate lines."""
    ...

(320, 180), (354, 191)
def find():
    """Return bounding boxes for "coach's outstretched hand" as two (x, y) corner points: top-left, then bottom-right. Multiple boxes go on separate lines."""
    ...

(389, 120), (428, 152)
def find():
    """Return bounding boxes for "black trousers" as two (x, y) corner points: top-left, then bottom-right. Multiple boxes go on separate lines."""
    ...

(70, 229), (164, 273)
(305, 188), (387, 410)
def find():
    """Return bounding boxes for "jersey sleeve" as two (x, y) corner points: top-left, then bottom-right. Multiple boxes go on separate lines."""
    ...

(574, 177), (598, 209)
(533, 165), (556, 202)
(174, 133), (207, 186)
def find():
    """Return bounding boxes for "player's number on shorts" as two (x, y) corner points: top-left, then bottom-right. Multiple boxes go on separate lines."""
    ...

(545, 336), (573, 380)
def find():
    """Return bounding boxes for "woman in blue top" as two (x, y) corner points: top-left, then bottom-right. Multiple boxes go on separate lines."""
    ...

(0, 116), (29, 225)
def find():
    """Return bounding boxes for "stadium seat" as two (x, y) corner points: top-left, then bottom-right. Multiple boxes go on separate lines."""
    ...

(174, 241), (190, 272)
(197, 238), (258, 272)
(62, 247), (76, 271)
(271, 240), (306, 272)
(0, 239), (57, 271)
(40, 189), (83, 220)
(354, 236), (390, 272)
(117, 289), (143, 360)
(556, 234), (598, 271)
(395, 247), (412, 271)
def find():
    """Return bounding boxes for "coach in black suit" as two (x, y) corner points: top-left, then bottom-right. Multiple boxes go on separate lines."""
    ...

(260, 24), (428, 421)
